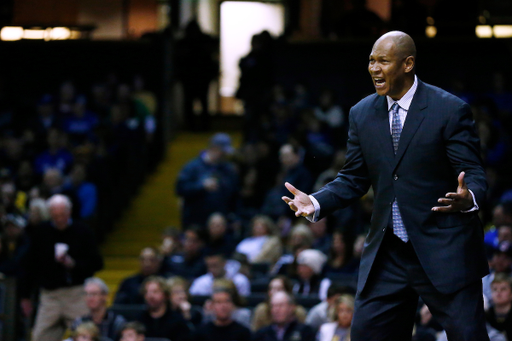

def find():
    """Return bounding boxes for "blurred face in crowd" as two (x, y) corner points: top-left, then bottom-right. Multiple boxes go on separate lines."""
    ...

(368, 34), (415, 100)
(85, 283), (107, 311)
(170, 284), (188, 308)
(208, 215), (227, 240)
(271, 292), (295, 326)
(297, 264), (315, 281)
(140, 248), (161, 277)
(499, 226), (512, 244)
(75, 332), (94, 341)
(206, 255), (226, 278)
(184, 230), (202, 256)
(332, 232), (346, 256)
(121, 329), (144, 341)
(268, 278), (286, 298)
(212, 291), (234, 323)
(49, 203), (71, 230)
(492, 252), (512, 273)
(44, 169), (63, 189)
(207, 146), (224, 164)
(309, 219), (327, 238)
(279, 145), (300, 169)
(252, 219), (268, 237)
(491, 281), (512, 307)
(337, 301), (354, 328)
(144, 282), (167, 310)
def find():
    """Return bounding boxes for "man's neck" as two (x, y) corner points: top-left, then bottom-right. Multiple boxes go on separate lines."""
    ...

(494, 303), (511, 315)
(149, 304), (167, 319)
(214, 318), (233, 327)
(90, 306), (107, 324)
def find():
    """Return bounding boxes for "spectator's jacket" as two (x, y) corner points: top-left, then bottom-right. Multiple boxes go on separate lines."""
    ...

(71, 309), (126, 340)
(114, 273), (148, 305)
(253, 320), (316, 341)
(20, 220), (103, 297)
(176, 152), (239, 227)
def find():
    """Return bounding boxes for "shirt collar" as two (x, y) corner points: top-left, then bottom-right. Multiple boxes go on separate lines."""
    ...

(387, 75), (418, 111)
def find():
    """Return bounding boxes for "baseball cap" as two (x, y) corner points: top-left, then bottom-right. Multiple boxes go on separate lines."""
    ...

(209, 133), (234, 154)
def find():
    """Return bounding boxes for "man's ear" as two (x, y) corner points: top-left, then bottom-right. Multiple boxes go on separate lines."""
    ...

(404, 56), (415, 73)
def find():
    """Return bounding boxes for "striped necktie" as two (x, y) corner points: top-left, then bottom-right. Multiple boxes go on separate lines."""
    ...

(391, 103), (408, 242)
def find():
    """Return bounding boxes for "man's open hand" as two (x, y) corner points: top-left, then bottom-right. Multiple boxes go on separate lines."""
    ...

(432, 171), (473, 213)
(282, 182), (315, 217)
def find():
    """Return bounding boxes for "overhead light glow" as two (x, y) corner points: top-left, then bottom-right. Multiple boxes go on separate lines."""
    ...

(1, 26), (23, 41)
(23, 29), (46, 40)
(493, 25), (512, 38)
(476, 25), (493, 38)
(425, 26), (437, 38)
(51, 27), (71, 40)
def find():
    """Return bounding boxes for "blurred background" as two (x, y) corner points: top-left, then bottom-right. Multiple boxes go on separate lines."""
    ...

(1, 0), (512, 340)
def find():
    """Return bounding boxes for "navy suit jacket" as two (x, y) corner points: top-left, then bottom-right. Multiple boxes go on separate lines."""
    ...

(312, 79), (489, 295)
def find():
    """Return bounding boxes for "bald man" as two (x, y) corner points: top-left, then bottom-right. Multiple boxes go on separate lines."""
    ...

(283, 31), (489, 340)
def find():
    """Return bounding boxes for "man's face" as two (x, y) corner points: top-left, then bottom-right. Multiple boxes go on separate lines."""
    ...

(271, 293), (295, 325)
(491, 282), (512, 306)
(50, 204), (71, 230)
(368, 37), (411, 100)
(212, 292), (234, 322)
(183, 231), (202, 255)
(121, 329), (144, 341)
(206, 256), (225, 278)
(499, 226), (512, 243)
(297, 264), (314, 281)
(84, 283), (107, 311)
(268, 279), (285, 297)
(492, 253), (512, 273)
(144, 282), (166, 309)
(208, 216), (226, 239)
(139, 249), (161, 276)
(279, 145), (299, 169)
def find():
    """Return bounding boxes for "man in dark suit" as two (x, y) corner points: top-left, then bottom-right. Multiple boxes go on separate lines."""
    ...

(282, 31), (489, 340)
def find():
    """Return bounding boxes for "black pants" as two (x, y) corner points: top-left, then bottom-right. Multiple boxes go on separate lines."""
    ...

(351, 228), (489, 341)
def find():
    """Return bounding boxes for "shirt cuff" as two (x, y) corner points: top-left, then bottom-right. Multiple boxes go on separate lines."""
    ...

(461, 189), (479, 213)
(306, 195), (321, 222)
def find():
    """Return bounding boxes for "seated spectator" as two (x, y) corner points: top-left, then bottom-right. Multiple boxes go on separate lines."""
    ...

(317, 294), (354, 341)
(272, 224), (314, 276)
(137, 276), (192, 341)
(486, 273), (512, 337)
(189, 252), (250, 297)
(413, 304), (442, 341)
(120, 322), (146, 341)
(0, 214), (29, 277)
(483, 241), (512, 305)
(25, 198), (50, 234)
(485, 202), (512, 248)
(206, 213), (236, 258)
(323, 230), (358, 275)
(21, 194), (103, 341)
(235, 215), (282, 265)
(65, 321), (100, 341)
(293, 249), (327, 296)
(252, 276), (307, 331)
(162, 227), (207, 280)
(168, 276), (202, 327)
(309, 218), (331, 255)
(176, 133), (239, 228)
(61, 96), (99, 146)
(192, 288), (252, 341)
(160, 226), (183, 257)
(64, 163), (98, 220)
(313, 89), (344, 130)
(115, 247), (163, 304)
(305, 284), (348, 330)
(71, 278), (126, 341)
(34, 128), (73, 175)
(253, 291), (315, 341)
(313, 150), (346, 192)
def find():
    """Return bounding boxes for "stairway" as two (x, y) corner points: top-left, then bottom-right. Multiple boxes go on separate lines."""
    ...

(96, 131), (241, 302)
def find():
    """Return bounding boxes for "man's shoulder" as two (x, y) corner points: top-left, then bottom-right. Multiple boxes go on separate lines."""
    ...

(420, 80), (468, 107)
(352, 92), (381, 112)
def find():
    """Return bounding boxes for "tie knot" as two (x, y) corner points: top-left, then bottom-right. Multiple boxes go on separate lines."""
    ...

(392, 102), (400, 113)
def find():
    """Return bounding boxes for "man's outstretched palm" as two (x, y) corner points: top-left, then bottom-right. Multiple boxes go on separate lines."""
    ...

(282, 182), (315, 217)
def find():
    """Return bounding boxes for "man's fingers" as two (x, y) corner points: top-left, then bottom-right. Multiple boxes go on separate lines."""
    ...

(444, 192), (461, 199)
(285, 182), (300, 196)
(432, 205), (455, 212)
(282, 196), (292, 204)
(437, 198), (454, 205)
(458, 171), (466, 188)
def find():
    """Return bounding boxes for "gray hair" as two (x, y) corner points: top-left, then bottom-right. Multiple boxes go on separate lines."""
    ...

(46, 194), (73, 210)
(84, 277), (109, 294)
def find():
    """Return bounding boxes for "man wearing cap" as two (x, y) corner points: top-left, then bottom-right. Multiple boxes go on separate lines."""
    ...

(176, 133), (239, 228)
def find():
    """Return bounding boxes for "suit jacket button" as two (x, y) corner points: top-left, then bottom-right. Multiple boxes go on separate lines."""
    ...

(382, 228), (386, 231)
(393, 174), (399, 180)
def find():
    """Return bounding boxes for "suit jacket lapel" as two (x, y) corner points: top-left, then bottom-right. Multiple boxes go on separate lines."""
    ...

(372, 96), (395, 167)
(392, 80), (428, 171)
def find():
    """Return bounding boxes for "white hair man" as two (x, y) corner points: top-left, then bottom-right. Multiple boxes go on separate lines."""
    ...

(20, 194), (103, 341)
(71, 277), (126, 340)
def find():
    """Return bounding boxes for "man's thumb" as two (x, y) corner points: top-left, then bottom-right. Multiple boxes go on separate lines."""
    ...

(458, 171), (466, 188)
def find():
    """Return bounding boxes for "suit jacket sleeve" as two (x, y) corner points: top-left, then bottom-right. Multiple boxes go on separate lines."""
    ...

(311, 107), (372, 219)
(444, 103), (487, 206)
